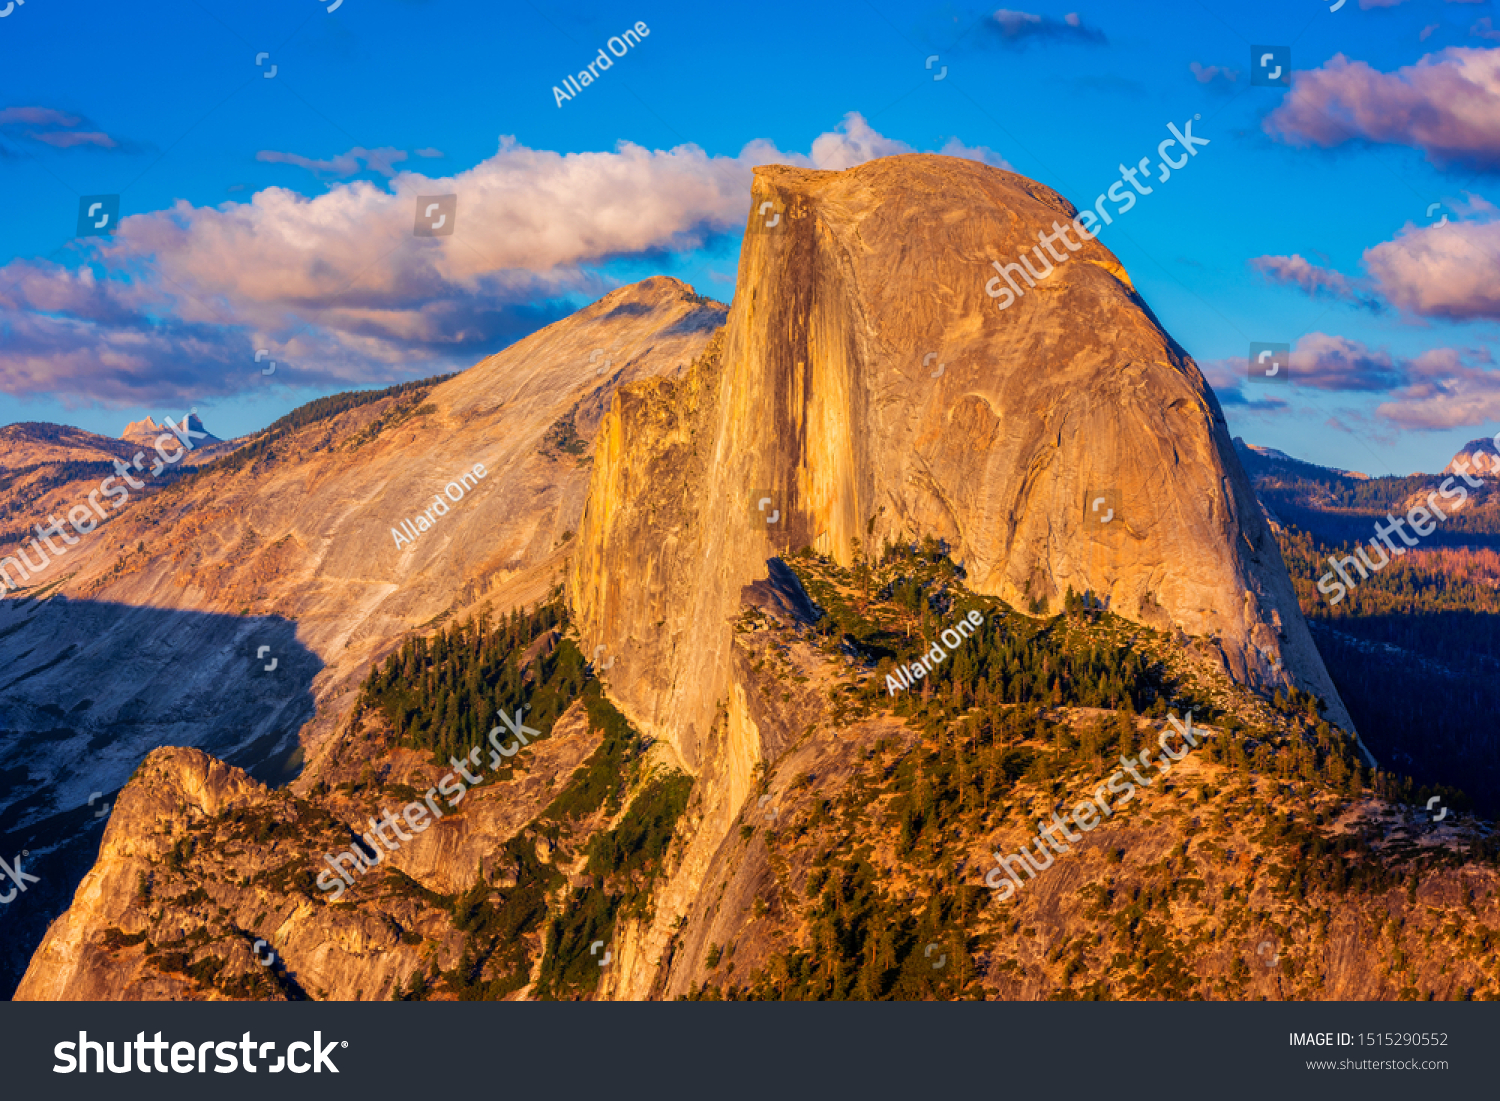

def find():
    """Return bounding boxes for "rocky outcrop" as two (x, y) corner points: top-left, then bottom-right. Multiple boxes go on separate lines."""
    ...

(0, 276), (724, 995)
(15, 748), (268, 1001)
(1444, 437), (1500, 477)
(16, 156), (1403, 1003)
(20, 535), (1490, 1002)
(571, 154), (1356, 779)
(742, 558), (822, 628)
(120, 415), (164, 443)
(622, 553), (1491, 1001)
(15, 703), (605, 1002)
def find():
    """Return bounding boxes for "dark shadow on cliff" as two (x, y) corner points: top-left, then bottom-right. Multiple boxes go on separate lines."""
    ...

(0, 595), (321, 998)
(1310, 613), (1500, 818)
(660, 304), (728, 336)
(1269, 502), (1500, 552)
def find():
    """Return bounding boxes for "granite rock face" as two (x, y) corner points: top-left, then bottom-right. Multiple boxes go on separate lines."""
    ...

(0, 277), (724, 994)
(14, 155), (1381, 1002)
(14, 748), (267, 1001)
(0, 275), (722, 826)
(571, 154), (1355, 776)
(14, 718), (603, 1002)
(1444, 437), (1500, 478)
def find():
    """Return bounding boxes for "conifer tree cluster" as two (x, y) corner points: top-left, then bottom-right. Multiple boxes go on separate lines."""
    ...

(1278, 525), (1500, 816)
(353, 597), (586, 766)
(784, 541), (1192, 725)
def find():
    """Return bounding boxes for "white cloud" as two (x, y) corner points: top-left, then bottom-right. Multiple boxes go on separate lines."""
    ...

(1, 117), (1009, 405)
(1363, 216), (1500, 320)
(807, 113), (917, 171)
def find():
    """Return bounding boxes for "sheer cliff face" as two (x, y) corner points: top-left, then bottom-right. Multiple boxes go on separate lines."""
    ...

(0, 277), (723, 996)
(571, 154), (1353, 769)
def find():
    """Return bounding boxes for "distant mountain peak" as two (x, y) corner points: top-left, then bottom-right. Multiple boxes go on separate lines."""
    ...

(1232, 438), (1368, 480)
(121, 412), (220, 444)
(1444, 437), (1500, 477)
(120, 415), (162, 439)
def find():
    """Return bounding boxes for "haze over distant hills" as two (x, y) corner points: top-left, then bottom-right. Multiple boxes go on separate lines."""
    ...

(1233, 438), (1369, 482)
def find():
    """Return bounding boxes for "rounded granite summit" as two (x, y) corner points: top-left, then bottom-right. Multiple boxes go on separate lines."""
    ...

(571, 152), (1358, 765)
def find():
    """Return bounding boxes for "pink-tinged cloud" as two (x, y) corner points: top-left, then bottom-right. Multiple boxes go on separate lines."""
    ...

(1198, 358), (1290, 412)
(1473, 17), (1500, 41)
(1263, 47), (1500, 171)
(0, 260), (151, 327)
(257, 145), (409, 178)
(1364, 217), (1500, 320)
(1290, 333), (1409, 392)
(0, 106), (129, 153)
(1204, 333), (1408, 407)
(31, 130), (117, 149)
(1249, 254), (1382, 312)
(1207, 334), (1500, 432)
(1376, 346), (1500, 429)
(0, 116), (1009, 405)
(0, 107), (81, 126)
(1189, 61), (1238, 84)
(988, 9), (1105, 47)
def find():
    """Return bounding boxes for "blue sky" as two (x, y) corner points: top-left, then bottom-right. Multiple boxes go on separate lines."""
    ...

(2, 0), (1499, 476)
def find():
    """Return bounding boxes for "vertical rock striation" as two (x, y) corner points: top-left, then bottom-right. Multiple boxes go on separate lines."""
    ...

(571, 154), (1356, 775)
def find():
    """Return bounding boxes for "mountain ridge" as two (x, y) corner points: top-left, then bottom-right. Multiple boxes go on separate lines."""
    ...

(0, 276), (726, 995)
(21, 154), (1465, 1002)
